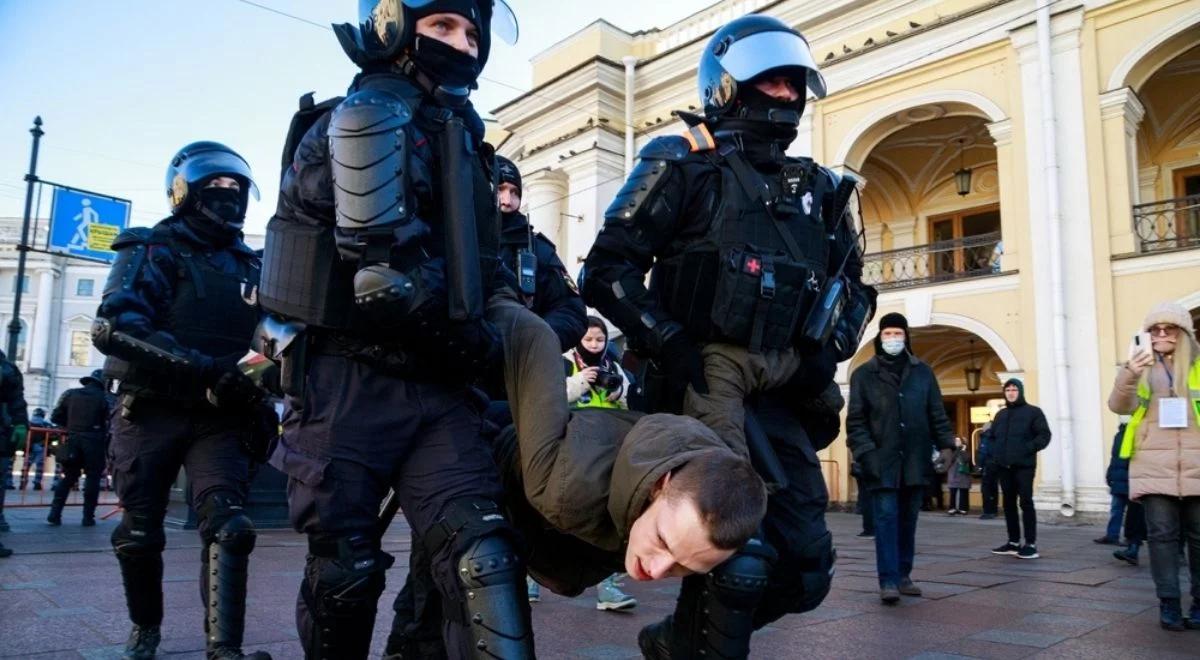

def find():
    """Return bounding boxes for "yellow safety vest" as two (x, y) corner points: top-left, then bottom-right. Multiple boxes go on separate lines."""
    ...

(568, 358), (623, 410)
(1119, 358), (1200, 459)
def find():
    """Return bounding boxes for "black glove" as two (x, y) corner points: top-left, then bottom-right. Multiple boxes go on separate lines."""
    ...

(206, 358), (263, 411)
(659, 334), (708, 395)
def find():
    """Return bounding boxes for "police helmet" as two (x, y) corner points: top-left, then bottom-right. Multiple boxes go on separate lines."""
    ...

(346, 0), (518, 69)
(698, 14), (826, 120)
(164, 141), (260, 216)
(496, 155), (521, 196)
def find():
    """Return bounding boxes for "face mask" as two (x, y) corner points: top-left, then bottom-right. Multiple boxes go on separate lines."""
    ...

(412, 35), (481, 92)
(198, 186), (244, 224)
(881, 338), (906, 356)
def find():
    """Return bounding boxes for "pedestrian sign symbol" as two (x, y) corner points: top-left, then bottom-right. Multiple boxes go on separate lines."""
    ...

(48, 187), (131, 262)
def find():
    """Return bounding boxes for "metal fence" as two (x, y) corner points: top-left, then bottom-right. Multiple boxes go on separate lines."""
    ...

(862, 231), (1002, 291)
(1133, 194), (1200, 253)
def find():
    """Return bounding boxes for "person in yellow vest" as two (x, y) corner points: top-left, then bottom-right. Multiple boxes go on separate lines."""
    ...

(565, 316), (630, 410)
(1108, 301), (1200, 632)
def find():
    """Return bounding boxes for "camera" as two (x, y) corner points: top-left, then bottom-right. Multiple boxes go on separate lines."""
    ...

(593, 367), (624, 393)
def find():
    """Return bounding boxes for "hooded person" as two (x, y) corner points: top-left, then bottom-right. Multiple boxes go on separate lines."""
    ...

(986, 377), (1051, 561)
(1108, 301), (1200, 631)
(846, 311), (954, 603)
(47, 370), (111, 527)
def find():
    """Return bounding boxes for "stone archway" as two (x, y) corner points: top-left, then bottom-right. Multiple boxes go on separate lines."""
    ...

(1106, 12), (1200, 93)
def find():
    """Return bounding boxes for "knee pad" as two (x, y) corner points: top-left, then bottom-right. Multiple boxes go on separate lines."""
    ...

(198, 491), (255, 551)
(707, 537), (777, 612)
(458, 533), (523, 590)
(111, 512), (166, 558)
(753, 531), (834, 627)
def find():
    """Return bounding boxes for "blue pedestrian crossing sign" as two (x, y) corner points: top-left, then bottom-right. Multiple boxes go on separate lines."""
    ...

(48, 187), (131, 262)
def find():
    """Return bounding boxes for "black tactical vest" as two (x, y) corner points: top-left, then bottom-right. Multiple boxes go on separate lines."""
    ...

(654, 153), (832, 352)
(111, 233), (260, 397)
(63, 386), (108, 435)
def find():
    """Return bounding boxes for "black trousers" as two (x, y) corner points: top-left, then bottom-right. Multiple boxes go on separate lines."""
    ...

(1125, 499), (1147, 543)
(994, 465), (1036, 544)
(52, 432), (108, 520)
(981, 467), (999, 515)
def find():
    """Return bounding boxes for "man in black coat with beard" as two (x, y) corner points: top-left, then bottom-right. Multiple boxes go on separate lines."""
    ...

(846, 312), (954, 604)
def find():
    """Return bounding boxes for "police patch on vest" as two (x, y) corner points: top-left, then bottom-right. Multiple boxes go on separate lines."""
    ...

(562, 269), (579, 294)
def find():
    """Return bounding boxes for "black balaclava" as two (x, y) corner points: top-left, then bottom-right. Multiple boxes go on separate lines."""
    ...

(183, 180), (245, 246)
(497, 156), (523, 223)
(406, 1), (484, 106)
(712, 76), (804, 167)
(576, 317), (611, 368)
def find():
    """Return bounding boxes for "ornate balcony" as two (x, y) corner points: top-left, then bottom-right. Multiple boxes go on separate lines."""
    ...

(1133, 195), (1200, 253)
(862, 231), (1002, 291)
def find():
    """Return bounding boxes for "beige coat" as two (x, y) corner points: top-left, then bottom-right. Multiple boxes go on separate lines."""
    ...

(1108, 360), (1200, 500)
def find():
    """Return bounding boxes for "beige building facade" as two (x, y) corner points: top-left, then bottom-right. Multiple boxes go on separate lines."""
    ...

(492, 0), (1200, 519)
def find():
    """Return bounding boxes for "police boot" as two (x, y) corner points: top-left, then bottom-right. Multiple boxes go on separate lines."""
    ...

(663, 541), (775, 659)
(121, 624), (161, 660)
(202, 517), (270, 660)
(46, 494), (65, 525)
(81, 480), (100, 527)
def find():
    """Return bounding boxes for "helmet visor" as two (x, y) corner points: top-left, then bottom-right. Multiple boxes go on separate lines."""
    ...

(180, 151), (261, 201)
(402, 0), (518, 44)
(719, 30), (826, 98)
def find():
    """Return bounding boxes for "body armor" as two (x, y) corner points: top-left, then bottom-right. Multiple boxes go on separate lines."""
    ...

(105, 228), (260, 398)
(653, 149), (833, 353)
(61, 386), (108, 435)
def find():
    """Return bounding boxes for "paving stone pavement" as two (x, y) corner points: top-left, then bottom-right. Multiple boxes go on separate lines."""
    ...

(1, 505), (1197, 659)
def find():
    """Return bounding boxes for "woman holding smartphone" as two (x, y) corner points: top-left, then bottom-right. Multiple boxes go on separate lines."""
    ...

(1108, 302), (1200, 631)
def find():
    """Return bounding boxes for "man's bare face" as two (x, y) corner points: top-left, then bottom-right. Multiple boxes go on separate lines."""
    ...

(624, 477), (734, 581)
(498, 182), (521, 213)
(752, 75), (800, 103)
(415, 13), (480, 58)
(1004, 385), (1020, 403)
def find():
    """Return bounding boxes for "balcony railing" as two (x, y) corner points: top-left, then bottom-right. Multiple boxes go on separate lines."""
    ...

(1134, 195), (1200, 254)
(862, 231), (1002, 291)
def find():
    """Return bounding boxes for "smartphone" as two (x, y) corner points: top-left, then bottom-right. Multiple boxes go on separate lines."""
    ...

(1129, 331), (1151, 360)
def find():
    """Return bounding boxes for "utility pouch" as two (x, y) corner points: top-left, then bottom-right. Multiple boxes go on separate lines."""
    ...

(710, 247), (807, 353)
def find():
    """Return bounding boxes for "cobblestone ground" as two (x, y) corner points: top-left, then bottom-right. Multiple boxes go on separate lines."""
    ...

(1, 504), (1197, 659)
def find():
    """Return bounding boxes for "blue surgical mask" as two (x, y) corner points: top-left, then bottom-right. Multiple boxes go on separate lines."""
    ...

(881, 339), (906, 356)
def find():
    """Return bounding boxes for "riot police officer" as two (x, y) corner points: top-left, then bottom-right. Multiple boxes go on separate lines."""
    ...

(92, 142), (270, 660)
(385, 156), (584, 655)
(258, 2), (533, 658)
(46, 369), (110, 527)
(582, 14), (876, 659)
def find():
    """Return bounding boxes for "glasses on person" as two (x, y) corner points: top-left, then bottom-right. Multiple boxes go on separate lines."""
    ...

(1149, 325), (1178, 337)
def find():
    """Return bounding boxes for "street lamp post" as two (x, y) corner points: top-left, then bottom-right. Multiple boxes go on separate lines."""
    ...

(8, 117), (44, 359)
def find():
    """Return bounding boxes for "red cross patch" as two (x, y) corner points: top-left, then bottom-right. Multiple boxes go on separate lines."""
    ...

(744, 256), (762, 275)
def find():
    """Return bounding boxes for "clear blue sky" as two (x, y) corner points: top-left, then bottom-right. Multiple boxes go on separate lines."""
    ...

(0, 0), (706, 234)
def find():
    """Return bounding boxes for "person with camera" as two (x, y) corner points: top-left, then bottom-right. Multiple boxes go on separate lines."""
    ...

(582, 14), (874, 657)
(846, 312), (955, 604)
(559, 315), (638, 610)
(1107, 302), (1200, 631)
(46, 370), (110, 527)
(91, 141), (272, 660)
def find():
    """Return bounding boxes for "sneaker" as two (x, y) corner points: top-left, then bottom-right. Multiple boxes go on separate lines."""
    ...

(1092, 535), (1119, 545)
(856, 530), (874, 538)
(880, 584), (901, 604)
(596, 575), (638, 611)
(898, 577), (922, 597)
(1017, 544), (1039, 559)
(946, 510), (958, 516)
(122, 624), (161, 659)
(526, 577), (540, 603)
(991, 542), (1020, 556)
(46, 514), (61, 526)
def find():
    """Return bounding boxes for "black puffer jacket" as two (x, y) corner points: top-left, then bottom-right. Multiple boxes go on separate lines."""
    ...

(846, 349), (954, 489)
(988, 378), (1051, 469)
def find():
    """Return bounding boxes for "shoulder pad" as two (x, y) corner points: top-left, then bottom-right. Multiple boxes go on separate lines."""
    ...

(605, 151), (676, 223)
(109, 227), (154, 251)
(637, 136), (691, 162)
(328, 88), (412, 138)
